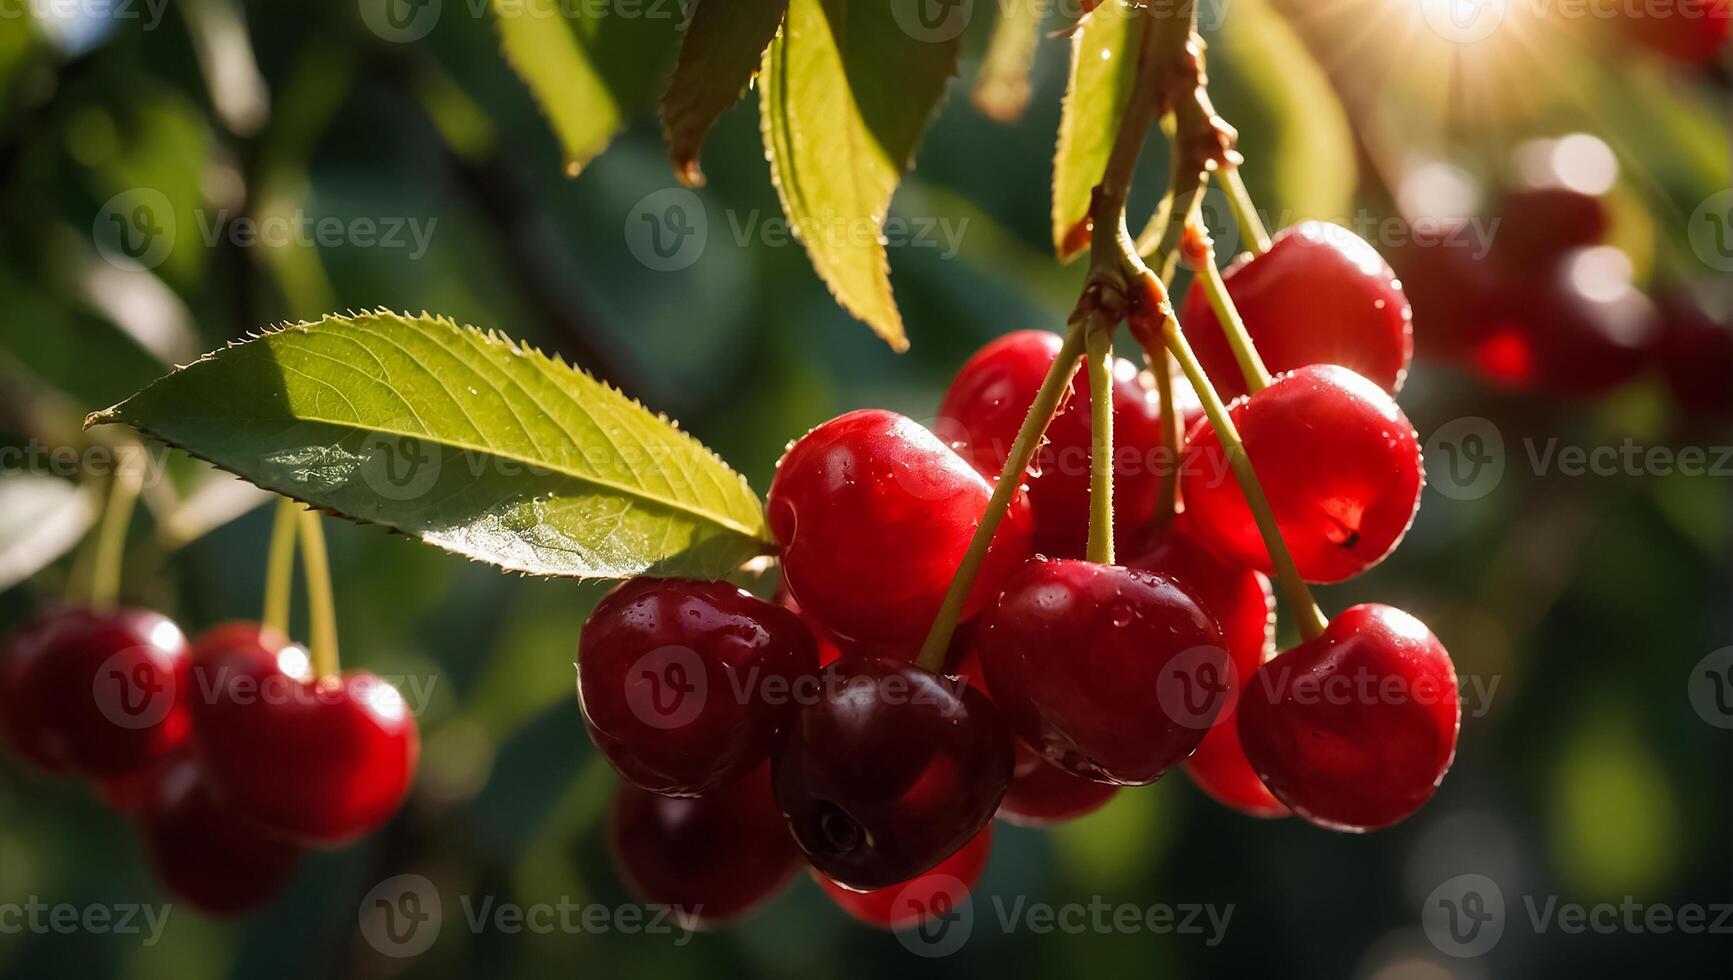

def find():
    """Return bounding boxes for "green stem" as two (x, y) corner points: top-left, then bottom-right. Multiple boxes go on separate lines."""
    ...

(916, 323), (1089, 673)
(88, 449), (144, 613)
(1220, 166), (1271, 255)
(1138, 172), (1209, 284)
(262, 497), (299, 637)
(1157, 313), (1326, 641)
(1151, 347), (1180, 533)
(297, 510), (341, 680)
(1084, 324), (1116, 565)
(1195, 234), (1273, 394)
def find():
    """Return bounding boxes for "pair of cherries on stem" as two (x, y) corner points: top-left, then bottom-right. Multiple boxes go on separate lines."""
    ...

(0, 608), (417, 914)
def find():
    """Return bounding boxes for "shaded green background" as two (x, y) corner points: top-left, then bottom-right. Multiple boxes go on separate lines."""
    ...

(0, 1), (1728, 977)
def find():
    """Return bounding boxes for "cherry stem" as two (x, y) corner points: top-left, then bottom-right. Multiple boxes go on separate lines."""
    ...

(1192, 223), (1273, 394)
(915, 321), (1088, 674)
(262, 497), (299, 637)
(87, 444), (144, 614)
(1138, 170), (1208, 284)
(1153, 311), (1326, 641)
(1151, 347), (1181, 532)
(1084, 323), (1116, 565)
(1220, 166), (1270, 254)
(297, 510), (341, 680)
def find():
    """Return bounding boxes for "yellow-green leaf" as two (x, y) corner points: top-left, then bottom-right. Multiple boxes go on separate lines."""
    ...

(1052, 2), (1143, 261)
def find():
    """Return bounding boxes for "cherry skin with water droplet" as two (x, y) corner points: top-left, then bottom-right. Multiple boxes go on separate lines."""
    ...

(976, 558), (1227, 785)
(139, 752), (302, 915)
(610, 764), (802, 926)
(1179, 222), (1412, 400)
(1180, 364), (1424, 585)
(938, 329), (1169, 558)
(772, 654), (1012, 891)
(1236, 603), (1459, 831)
(1133, 516), (1286, 818)
(578, 577), (818, 797)
(816, 824), (993, 930)
(768, 410), (1032, 650)
(998, 740), (1119, 826)
(0, 607), (189, 777)
(186, 623), (419, 846)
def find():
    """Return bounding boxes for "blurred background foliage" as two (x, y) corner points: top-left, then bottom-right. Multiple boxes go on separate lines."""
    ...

(0, 0), (1728, 976)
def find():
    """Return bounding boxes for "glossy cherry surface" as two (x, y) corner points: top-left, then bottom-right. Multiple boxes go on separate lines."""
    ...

(1133, 518), (1286, 818)
(817, 825), (993, 930)
(1179, 222), (1412, 400)
(1237, 604), (1459, 832)
(610, 764), (801, 926)
(772, 654), (1012, 891)
(187, 622), (419, 846)
(1490, 187), (1610, 270)
(938, 329), (1168, 558)
(976, 558), (1226, 785)
(0, 607), (189, 777)
(1525, 249), (1660, 397)
(139, 753), (302, 915)
(768, 410), (1032, 649)
(579, 577), (818, 797)
(1181, 364), (1424, 584)
(998, 740), (1119, 826)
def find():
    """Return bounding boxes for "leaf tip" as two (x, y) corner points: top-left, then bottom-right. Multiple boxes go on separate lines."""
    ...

(83, 408), (120, 431)
(672, 154), (706, 188)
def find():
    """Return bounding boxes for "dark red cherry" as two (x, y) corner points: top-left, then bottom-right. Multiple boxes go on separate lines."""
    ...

(938, 329), (1168, 558)
(610, 764), (801, 926)
(768, 410), (1032, 649)
(139, 753), (302, 915)
(772, 654), (1012, 890)
(578, 577), (818, 797)
(998, 740), (1119, 826)
(187, 623), (418, 846)
(976, 558), (1226, 785)
(1525, 248), (1661, 397)
(0, 607), (188, 777)
(1617, 0), (1731, 63)
(1237, 604), (1459, 832)
(1179, 222), (1412, 400)
(1180, 364), (1424, 584)
(775, 585), (845, 666)
(1490, 187), (1610, 270)
(1133, 517), (1286, 818)
(1655, 293), (1733, 419)
(816, 824), (993, 930)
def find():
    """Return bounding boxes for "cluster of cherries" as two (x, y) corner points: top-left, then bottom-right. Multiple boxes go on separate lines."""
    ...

(0, 607), (419, 915)
(1392, 137), (1731, 418)
(578, 219), (1461, 930)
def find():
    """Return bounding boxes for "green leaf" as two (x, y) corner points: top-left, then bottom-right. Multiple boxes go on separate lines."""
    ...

(88, 311), (773, 580)
(493, 0), (682, 176)
(759, 0), (962, 352)
(661, 0), (788, 186)
(0, 476), (99, 593)
(1051, 3), (1142, 261)
(972, 0), (1048, 123)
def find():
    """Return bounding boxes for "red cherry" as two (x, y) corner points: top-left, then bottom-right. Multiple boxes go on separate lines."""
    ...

(768, 410), (1032, 649)
(1524, 249), (1661, 397)
(816, 825), (993, 930)
(139, 753), (302, 916)
(976, 558), (1226, 785)
(0, 608), (189, 777)
(1655, 293), (1733, 419)
(938, 330), (1168, 558)
(1617, 0), (1731, 63)
(1388, 223), (1507, 365)
(1132, 518), (1286, 818)
(998, 740), (1119, 827)
(772, 654), (1012, 890)
(186, 623), (419, 846)
(1180, 364), (1424, 584)
(775, 586), (845, 666)
(1179, 222), (1412, 400)
(578, 578), (817, 797)
(610, 764), (801, 926)
(1490, 188), (1610, 271)
(1237, 604), (1459, 831)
